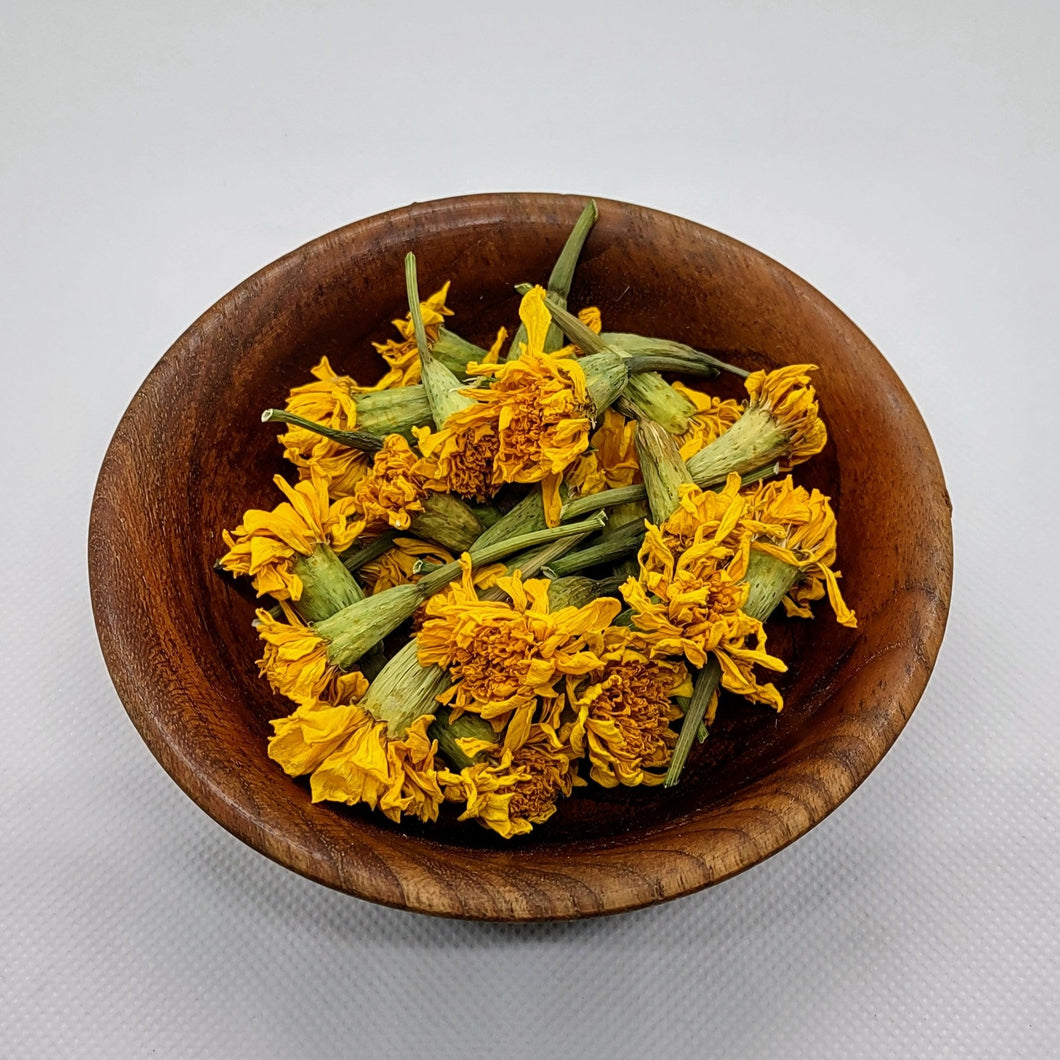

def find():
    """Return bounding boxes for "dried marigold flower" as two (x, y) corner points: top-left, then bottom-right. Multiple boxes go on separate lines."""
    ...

(219, 468), (363, 604)
(565, 627), (691, 788)
(621, 479), (787, 713)
(742, 476), (856, 627)
(416, 555), (620, 751)
(269, 642), (453, 824)
(440, 725), (583, 838)
(565, 407), (641, 498)
(353, 434), (441, 531)
(371, 281), (455, 389)
(685, 364), (827, 487)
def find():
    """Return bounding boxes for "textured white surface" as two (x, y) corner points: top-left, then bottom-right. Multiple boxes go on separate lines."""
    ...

(3, 1), (1058, 1056)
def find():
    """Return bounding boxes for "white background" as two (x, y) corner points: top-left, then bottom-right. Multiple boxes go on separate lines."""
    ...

(3, 2), (1058, 1056)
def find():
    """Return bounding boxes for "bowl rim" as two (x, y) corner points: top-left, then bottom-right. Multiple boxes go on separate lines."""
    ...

(89, 191), (953, 920)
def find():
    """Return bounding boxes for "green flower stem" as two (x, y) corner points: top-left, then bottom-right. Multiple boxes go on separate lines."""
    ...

(685, 408), (789, 486)
(289, 545), (367, 623)
(615, 339), (748, 380)
(471, 488), (547, 550)
(543, 519), (644, 578)
(405, 252), (432, 361)
(406, 253), (474, 425)
(429, 707), (498, 769)
(337, 530), (397, 572)
(476, 526), (598, 600)
(510, 200), (598, 357)
(409, 492), (484, 553)
(664, 658), (722, 787)
(416, 512), (608, 596)
(561, 484), (648, 521)
(261, 409), (384, 451)
(599, 499), (649, 537)
(431, 327), (492, 374)
(624, 353), (736, 378)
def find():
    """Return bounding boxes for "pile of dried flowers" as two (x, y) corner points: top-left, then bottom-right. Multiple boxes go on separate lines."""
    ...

(218, 202), (856, 839)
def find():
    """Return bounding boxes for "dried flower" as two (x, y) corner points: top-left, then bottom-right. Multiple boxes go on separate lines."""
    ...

(565, 407), (641, 497)
(413, 415), (502, 504)
(621, 479), (787, 712)
(566, 627), (690, 787)
(219, 469), (363, 604)
(440, 725), (582, 838)
(744, 364), (828, 467)
(267, 674), (371, 776)
(267, 642), (453, 823)
(308, 708), (446, 822)
(353, 434), (440, 531)
(417, 555), (621, 750)
(277, 359), (433, 496)
(685, 364), (826, 486)
(464, 286), (595, 524)
(370, 281), (455, 389)
(742, 476), (857, 627)
(255, 608), (335, 706)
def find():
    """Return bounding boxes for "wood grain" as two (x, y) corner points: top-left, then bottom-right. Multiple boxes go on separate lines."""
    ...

(88, 193), (953, 920)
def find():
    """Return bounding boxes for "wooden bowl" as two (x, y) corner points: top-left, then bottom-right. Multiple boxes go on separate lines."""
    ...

(89, 193), (952, 920)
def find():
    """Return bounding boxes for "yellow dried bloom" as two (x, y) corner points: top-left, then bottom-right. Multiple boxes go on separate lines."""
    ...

(371, 282), (454, 389)
(267, 676), (371, 776)
(352, 434), (440, 531)
(671, 382), (743, 462)
(645, 474), (776, 567)
(308, 710), (446, 823)
(743, 476), (857, 627)
(574, 306), (603, 349)
(441, 725), (582, 838)
(254, 609), (334, 706)
(744, 364), (827, 468)
(621, 480), (787, 711)
(621, 551), (786, 712)
(417, 556), (621, 750)
(219, 470), (363, 601)
(566, 627), (690, 787)
(413, 414), (501, 504)
(359, 536), (454, 595)
(566, 407), (641, 497)
(277, 357), (374, 497)
(461, 286), (594, 524)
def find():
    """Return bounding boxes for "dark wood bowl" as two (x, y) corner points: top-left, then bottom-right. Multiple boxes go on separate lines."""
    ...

(89, 193), (952, 920)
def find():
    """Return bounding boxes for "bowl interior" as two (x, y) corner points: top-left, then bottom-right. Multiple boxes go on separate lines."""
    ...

(90, 194), (952, 918)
